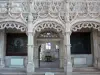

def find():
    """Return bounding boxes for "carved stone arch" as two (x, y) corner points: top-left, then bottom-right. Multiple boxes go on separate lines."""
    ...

(0, 21), (27, 32)
(71, 21), (100, 32)
(33, 21), (65, 35)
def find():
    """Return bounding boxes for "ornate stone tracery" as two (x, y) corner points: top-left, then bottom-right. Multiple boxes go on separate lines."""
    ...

(71, 21), (100, 32)
(69, 0), (100, 21)
(38, 31), (59, 38)
(0, 21), (26, 32)
(32, 0), (66, 23)
(34, 21), (64, 34)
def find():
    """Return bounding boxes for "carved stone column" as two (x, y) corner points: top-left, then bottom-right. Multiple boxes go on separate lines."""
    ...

(27, 32), (35, 73)
(64, 32), (72, 75)
(0, 30), (5, 68)
(27, 9), (35, 73)
(92, 30), (99, 68)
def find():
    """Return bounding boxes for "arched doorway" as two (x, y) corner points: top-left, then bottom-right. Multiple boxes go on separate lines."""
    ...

(38, 42), (60, 68)
(36, 31), (61, 69)
(33, 21), (65, 69)
(71, 21), (100, 72)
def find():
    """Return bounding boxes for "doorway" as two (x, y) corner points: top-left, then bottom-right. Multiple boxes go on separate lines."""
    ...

(38, 43), (60, 68)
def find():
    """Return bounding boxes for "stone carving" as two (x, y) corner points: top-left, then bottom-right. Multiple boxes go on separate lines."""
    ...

(0, 0), (100, 32)
(0, 21), (26, 32)
(38, 31), (59, 38)
(71, 22), (100, 32)
(14, 38), (24, 47)
(34, 21), (64, 33)
(31, 0), (66, 23)
(0, 2), (7, 13)
(69, 0), (100, 21)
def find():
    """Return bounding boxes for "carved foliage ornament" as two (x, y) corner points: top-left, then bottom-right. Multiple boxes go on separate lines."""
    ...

(34, 21), (64, 33)
(71, 22), (100, 32)
(0, 21), (26, 32)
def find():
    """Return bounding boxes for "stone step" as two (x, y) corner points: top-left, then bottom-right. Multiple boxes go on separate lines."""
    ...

(72, 72), (100, 75)
(0, 72), (65, 75)
(0, 73), (26, 75)
(32, 72), (65, 75)
(1, 72), (100, 75)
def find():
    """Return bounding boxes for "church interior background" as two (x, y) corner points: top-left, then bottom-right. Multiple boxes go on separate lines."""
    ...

(0, 0), (100, 75)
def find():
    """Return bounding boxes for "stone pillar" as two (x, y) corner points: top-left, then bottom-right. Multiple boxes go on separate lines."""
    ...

(60, 40), (64, 68)
(27, 8), (35, 73)
(64, 32), (72, 75)
(0, 30), (5, 68)
(92, 30), (99, 68)
(34, 46), (39, 68)
(27, 32), (35, 73)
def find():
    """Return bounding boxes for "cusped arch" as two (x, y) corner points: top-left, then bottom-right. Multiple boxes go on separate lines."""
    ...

(0, 21), (27, 32)
(71, 21), (100, 32)
(33, 21), (65, 34)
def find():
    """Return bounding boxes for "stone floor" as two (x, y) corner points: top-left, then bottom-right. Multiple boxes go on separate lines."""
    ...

(40, 59), (60, 68)
(0, 67), (100, 75)
(0, 61), (100, 75)
(73, 67), (100, 72)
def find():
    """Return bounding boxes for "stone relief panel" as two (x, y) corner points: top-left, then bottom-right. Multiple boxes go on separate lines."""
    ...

(0, 0), (28, 23)
(31, 0), (66, 23)
(69, 0), (100, 21)
(0, 2), (7, 13)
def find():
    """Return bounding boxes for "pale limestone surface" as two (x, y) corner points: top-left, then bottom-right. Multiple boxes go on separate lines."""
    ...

(0, 0), (100, 75)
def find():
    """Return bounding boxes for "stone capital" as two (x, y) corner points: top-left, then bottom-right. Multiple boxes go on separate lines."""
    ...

(28, 12), (33, 22)
(64, 31), (72, 36)
(27, 32), (34, 36)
